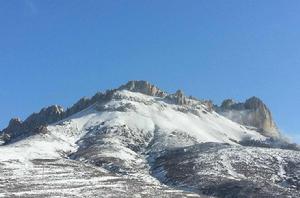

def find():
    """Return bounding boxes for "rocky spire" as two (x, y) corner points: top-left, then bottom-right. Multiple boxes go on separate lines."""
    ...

(245, 97), (266, 110)
(218, 97), (280, 138)
(244, 97), (279, 137)
(174, 90), (187, 105)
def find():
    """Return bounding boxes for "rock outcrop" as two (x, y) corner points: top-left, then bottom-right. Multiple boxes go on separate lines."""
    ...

(118, 80), (167, 97)
(0, 118), (23, 143)
(217, 97), (280, 138)
(0, 105), (64, 143)
(25, 105), (64, 126)
(165, 90), (188, 105)
(174, 90), (187, 105)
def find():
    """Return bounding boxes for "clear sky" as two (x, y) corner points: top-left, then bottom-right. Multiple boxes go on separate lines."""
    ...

(0, 1), (299, 142)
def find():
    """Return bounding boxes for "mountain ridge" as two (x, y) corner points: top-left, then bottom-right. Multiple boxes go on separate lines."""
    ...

(0, 80), (281, 144)
(1, 80), (300, 197)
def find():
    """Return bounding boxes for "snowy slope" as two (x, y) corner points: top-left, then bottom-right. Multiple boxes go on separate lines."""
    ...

(1, 87), (298, 197)
(0, 89), (265, 161)
(51, 90), (265, 149)
(152, 143), (300, 197)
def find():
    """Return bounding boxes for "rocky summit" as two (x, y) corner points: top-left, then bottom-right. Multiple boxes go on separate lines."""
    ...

(0, 80), (299, 198)
(216, 97), (279, 138)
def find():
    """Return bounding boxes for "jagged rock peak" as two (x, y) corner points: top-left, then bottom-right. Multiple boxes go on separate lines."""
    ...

(42, 105), (64, 114)
(8, 118), (22, 127)
(244, 96), (266, 110)
(218, 96), (279, 138)
(25, 105), (64, 123)
(118, 80), (167, 97)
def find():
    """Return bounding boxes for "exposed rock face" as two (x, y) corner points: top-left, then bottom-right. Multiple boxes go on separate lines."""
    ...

(166, 90), (188, 105)
(174, 90), (187, 105)
(0, 105), (63, 143)
(217, 97), (279, 138)
(118, 80), (167, 97)
(0, 118), (23, 143)
(245, 97), (279, 137)
(25, 105), (64, 126)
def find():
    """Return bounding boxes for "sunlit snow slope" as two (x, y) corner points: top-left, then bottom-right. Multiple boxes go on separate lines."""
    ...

(0, 89), (264, 197)
(1, 83), (298, 198)
(47, 89), (266, 161)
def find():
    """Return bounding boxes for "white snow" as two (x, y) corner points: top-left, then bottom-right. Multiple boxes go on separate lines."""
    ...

(0, 89), (289, 197)
(0, 89), (266, 164)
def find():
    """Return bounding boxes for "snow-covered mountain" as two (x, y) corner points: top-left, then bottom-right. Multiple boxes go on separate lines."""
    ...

(0, 80), (299, 198)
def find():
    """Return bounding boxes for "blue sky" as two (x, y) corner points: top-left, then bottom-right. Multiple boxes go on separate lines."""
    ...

(0, 1), (299, 142)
